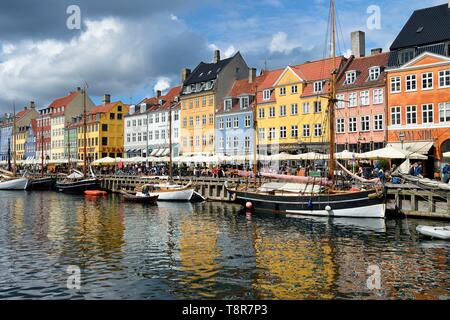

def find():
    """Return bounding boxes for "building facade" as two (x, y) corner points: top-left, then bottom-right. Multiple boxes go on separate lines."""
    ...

(336, 50), (389, 153)
(124, 87), (181, 158)
(180, 50), (249, 155)
(24, 120), (37, 160)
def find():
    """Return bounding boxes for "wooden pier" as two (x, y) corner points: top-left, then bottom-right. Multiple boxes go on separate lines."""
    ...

(99, 176), (450, 220)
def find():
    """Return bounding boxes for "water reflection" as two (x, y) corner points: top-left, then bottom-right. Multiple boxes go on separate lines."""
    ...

(0, 192), (448, 300)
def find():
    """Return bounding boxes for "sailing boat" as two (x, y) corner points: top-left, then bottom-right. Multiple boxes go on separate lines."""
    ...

(0, 103), (29, 190)
(141, 93), (204, 202)
(225, 0), (385, 218)
(56, 84), (101, 194)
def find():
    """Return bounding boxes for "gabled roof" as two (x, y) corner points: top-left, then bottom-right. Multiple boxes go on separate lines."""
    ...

(130, 85), (181, 116)
(337, 53), (389, 90)
(184, 55), (235, 86)
(88, 101), (126, 115)
(272, 65), (304, 86)
(293, 56), (344, 81)
(390, 4), (450, 50)
(160, 86), (182, 110)
(49, 91), (79, 109)
(256, 68), (284, 103)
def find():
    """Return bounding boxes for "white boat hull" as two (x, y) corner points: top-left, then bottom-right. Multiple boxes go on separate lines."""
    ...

(152, 188), (195, 201)
(416, 225), (450, 240)
(0, 178), (29, 190)
(286, 203), (386, 218)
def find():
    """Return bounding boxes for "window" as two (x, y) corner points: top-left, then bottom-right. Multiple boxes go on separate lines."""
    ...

(155, 131), (159, 140)
(126, 134), (131, 143)
(369, 67), (380, 81)
(280, 87), (286, 96)
(102, 137), (108, 146)
(224, 99), (232, 111)
(109, 113), (115, 120)
(422, 104), (434, 124)
(439, 70), (450, 88)
(183, 117), (187, 128)
(422, 72), (433, 89)
(302, 102), (310, 114)
(280, 105), (286, 117)
(361, 116), (370, 132)
(360, 90), (370, 106)
(226, 118), (232, 128)
(280, 126), (287, 139)
(149, 115), (153, 124)
(269, 106), (276, 117)
(209, 114), (214, 124)
(336, 119), (345, 133)
(314, 101), (322, 113)
(233, 117), (239, 128)
(399, 49), (415, 65)
(291, 85), (298, 94)
(155, 114), (160, 123)
(233, 136), (239, 148)
(189, 100), (193, 109)
(189, 117), (193, 126)
(102, 124), (108, 132)
(349, 93), (357, 107)
(244, 115), (251, 128)
(373, 88), (384, 104)
(195, 136), (200, 146)
(259, 128), (265, 139)
(209, 96), (214, 106)
(406, 105), (417, 124)
(161, 113), (166, 123)
(349, 117), (357, 132)
(202, 96), (206, 106)
(149, 131), (153, 140)
(406, 75), (417, 91)
(291, 125), (298, 138)
(314, 124), (322, 137)
(258, 108), (265, 118)
(202, 115), (207, 125)
(203, 135), (207, 146)
(439, 102), (450, 122)
(336, 94), (345, 108)
(209, 134), (214, 145)
(240, 96), (249, 109)
(195, 116), (200, 126)
(244, 137), (250, 150)
(345, 71), (357, 84)
(268, 128), (276, 140)
(195, 98), (200, 107)
(263, 89), (271, 101)
(314, 81), (323, 93)
(390, 76), (401, 93)
(290, 104), (298, 115)
(391, 106), (401, 126)
(219, 137), (224, 149)
(374, 114), (383, 131)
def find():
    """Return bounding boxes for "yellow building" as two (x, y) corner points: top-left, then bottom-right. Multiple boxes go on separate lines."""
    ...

(71, 97), (128, 162)
(15, 125), (28, 161)
(180, 50), (249, 155)
(257, 57), (346, 154)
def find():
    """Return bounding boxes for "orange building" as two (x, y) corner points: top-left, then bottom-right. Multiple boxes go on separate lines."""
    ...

(387, 52), (450, 168)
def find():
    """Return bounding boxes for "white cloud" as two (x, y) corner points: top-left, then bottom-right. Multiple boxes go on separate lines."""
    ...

(170, 14), (179, 21)
(269, 31), (298, 55)
(0, 15), (207, 109)
(154, 77), (171, 93)
(208, 43), (236, 59)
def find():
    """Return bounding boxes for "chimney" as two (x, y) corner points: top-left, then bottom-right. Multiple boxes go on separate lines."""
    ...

(156, 90), (162, 98)
(214, 49), (221, 63)
(103, 94), (111, 104)
(248, 68), (257, 84)
(29, 101), (36, 109)
(351, 31), (366, 58)
(181, 68), (191, 82)
(371, 48), (383, 55)
(77, 87), (81, 92)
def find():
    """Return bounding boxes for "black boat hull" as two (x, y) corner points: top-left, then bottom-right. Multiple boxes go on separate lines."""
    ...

(231, 189), (386, 218)
(56, 179), (101, 194)
(28, 177), (55, 191)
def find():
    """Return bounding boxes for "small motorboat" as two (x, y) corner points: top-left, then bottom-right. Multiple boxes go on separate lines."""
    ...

(85, 190), (107, 197)
(416, 225), (450, 240)
(0, 177), (29, 190)
(119, 189), (159, 204)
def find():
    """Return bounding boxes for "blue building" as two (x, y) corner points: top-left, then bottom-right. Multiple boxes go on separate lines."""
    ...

(0, 118), (13, 162)
(215, 69), (263, 159)
(24, 120), (37, 160)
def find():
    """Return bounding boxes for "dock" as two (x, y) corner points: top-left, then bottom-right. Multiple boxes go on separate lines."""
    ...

(99, 176), (450, 220)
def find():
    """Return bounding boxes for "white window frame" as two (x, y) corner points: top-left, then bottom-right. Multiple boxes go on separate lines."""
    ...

(390, 76), (401, 93)
(360, 90), (370, 106)
(345, 71), (356, 85)
(348, 93), (357, 107)
(390, 106), (401, 126)
(439, 102), (450, 123)
(439, 70), (450, 88)
(422, 104), (434, 124)
(422, 72), (433, 90)
(302, 124), (310, 137)
(263, 89), (271, 101)
(302, 102), (310, 114)
(349, 117), (357, 132)
(279, 126), (287, 139)
(244, 115), (251, 128)
(240, 96), (249, 109)
(279, 105), (286, 117)
(279, 87), (286, 96)
(224, 99), (233, 111)
(290, 103), (298, 115)
(369, 67), (380, 81)
(291, 85), (298, 94)
(314, 124), (322, 137)
(336, 94), (345, 109)
(373, 88), (384, 105)
(314, 81), (323, 93)
(336, 118), (345, 133)
(360, 116), (370, 132)
(405, 74), (417, 92)
(406, 105), (417, 125)
(374, 114), (384, 131)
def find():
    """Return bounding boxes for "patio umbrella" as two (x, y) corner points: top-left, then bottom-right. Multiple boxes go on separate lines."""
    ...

(361, 145), (427, 160)
(443, 151), (450, 158)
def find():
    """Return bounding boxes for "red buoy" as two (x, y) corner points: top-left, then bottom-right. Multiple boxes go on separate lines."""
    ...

(84, 190), (107, 196)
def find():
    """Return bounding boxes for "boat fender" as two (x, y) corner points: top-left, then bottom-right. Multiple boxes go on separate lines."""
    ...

(325, 205), (332, 211)
(307, 199), (313, 210)
(246, 202), (253, 209)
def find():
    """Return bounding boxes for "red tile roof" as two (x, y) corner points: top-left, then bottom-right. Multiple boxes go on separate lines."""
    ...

(30, 119), (37, 133)
(88, 101), (126, 115)
(256, 68), (284, 103)
(49, 91), (79, 109)
(138, 86), (182, 113)
(336, 52), (389, 90)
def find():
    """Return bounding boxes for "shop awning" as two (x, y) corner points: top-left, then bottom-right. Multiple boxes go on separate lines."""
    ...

(150, 149), (159, 156)
(389, 142), (434, 155)
(162, 148), (170, 156)
(155, 149), (164, 157)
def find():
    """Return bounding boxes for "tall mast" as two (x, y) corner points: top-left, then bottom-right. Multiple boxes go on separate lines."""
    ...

(328, 0), (337, 186)
(67, 126), (71, 174)
(41, 113), (44, 177)
(169, 102), (173, 181)
(83, 83), (88, 177)
(12, 102), (17, 175)
(252, 85), (258, 188)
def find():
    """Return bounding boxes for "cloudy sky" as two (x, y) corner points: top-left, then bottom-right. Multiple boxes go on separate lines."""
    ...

(0, 0), (446, 113)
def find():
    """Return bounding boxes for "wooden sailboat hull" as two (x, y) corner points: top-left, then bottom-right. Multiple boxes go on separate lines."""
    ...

(230, 188), (386, 218)
(56, 179), (101, 194)
(28, 177), (55, 191)
(0, 178), (29, 190)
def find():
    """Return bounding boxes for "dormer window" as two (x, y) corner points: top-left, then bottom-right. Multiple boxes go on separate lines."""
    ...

(263, 89), (271, 101)
(224, 99), (233, 111)
(240, 96), (249, 109)
(313, 81), (323, 93)
(369, 67), (380, 81)
(345, 71), (356, 85)
(196, 83), (202, 91)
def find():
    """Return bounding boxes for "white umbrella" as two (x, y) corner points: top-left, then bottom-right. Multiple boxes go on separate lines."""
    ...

(361, 145), (427, 160)
(443, 151), (450, 158)
(334, 150), (363, 160)
(291, 152), (327, 160)
(269, 152), (293, 161)
(92, 156), (116, 165)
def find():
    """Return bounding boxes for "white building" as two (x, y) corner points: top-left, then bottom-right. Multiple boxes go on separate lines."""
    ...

(124, 86), (181, 158)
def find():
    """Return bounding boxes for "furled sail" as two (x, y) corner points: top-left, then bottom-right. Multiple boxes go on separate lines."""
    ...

(336, 161), (380, 184)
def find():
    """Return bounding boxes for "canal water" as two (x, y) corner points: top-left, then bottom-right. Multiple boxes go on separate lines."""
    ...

(0, 191), (449, 300)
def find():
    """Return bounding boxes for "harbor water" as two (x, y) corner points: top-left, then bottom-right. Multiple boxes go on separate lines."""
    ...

(0, 191), (449, 300)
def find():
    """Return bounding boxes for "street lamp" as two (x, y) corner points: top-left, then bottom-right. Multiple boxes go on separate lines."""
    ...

(399, 132), (406, 150)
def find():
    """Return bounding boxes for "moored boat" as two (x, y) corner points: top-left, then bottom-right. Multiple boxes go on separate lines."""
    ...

(119, 189), (159, 204)
(144, 182), (205, 202)
(0, 177), (29, 190)
(28, 176), (55, 191)
(416, 225), (450, 240)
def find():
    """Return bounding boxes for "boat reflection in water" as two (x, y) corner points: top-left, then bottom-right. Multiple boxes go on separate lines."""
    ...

(285, 215), (387, 233)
